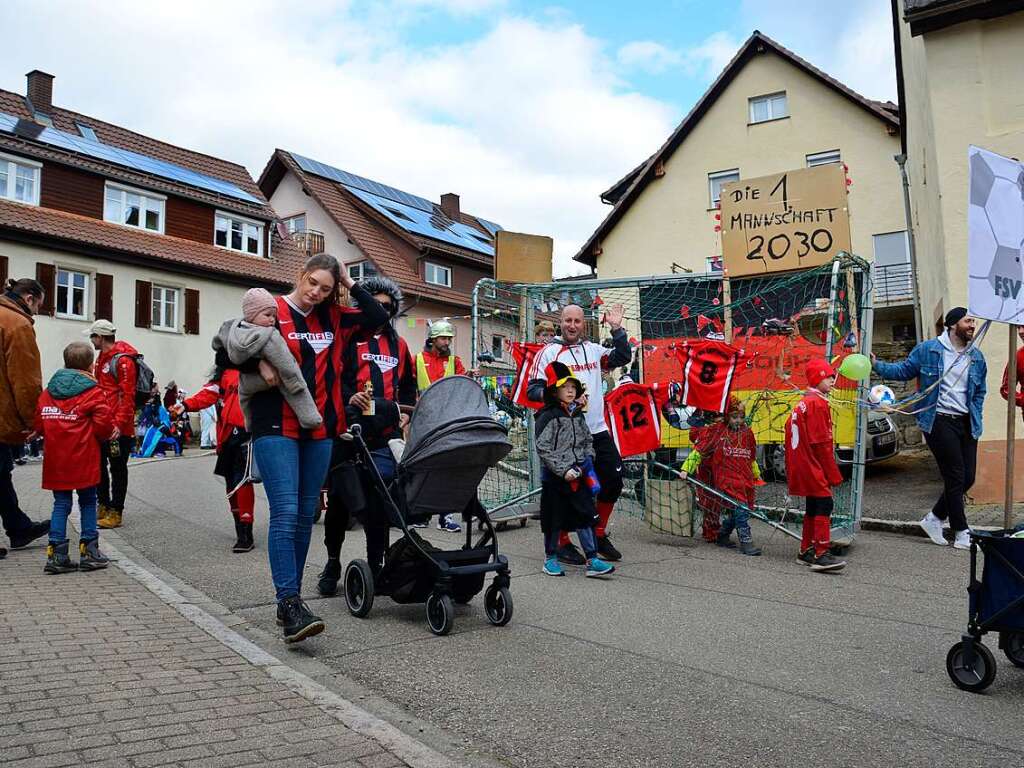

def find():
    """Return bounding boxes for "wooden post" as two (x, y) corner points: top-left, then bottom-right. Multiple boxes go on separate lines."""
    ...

(1006, 324), (1018, 530)
(722, 275), (733, 343)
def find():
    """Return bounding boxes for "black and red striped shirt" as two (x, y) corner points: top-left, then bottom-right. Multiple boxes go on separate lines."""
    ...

(248, 287), (386, 440)
(342, 328), (416, 448)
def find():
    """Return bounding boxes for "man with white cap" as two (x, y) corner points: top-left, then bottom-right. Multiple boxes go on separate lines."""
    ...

(86, 320), (139, 529)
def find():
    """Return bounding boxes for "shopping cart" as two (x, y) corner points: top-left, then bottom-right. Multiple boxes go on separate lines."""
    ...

(945, 528), (1024, 692)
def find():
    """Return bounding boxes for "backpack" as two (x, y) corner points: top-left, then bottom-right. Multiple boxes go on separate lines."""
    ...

(110, 352), (156, 408)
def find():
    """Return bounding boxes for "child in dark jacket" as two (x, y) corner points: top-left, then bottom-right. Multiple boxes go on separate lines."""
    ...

(534, 361), (614, 578)
(34, 342), (114, 574)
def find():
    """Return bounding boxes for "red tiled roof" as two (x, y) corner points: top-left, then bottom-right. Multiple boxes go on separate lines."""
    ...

(266, 151), (477, 308)
(0, 198), (302, 289)
(0, 89), (273, 219)
(575, 30), (901, 267)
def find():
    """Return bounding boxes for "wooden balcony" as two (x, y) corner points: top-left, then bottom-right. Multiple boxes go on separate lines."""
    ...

(292, 229), (325, 256)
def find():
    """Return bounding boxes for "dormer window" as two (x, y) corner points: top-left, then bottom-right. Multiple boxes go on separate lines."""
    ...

(76, 123), (99, 142)
(0, 153), (41, 206)
(749, 92), (788, 124)
(216, 212), (264, 257)
(104, 182), (165, 233)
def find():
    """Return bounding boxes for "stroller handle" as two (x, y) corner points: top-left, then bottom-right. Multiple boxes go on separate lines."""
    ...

(349, 423), (362, 438)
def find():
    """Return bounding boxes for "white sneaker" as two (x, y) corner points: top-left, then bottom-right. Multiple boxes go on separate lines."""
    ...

(919, 514), (948, 546)
(952, 530), (972, 550)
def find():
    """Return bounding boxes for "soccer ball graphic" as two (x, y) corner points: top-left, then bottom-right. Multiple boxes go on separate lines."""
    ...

(968, 147), (1024, 323)
(868, 384), (896, 407)
(493, 410), (512, 430)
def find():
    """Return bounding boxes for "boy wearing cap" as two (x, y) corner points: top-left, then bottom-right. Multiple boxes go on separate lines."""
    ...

(534, 361), (615, 578)
(87, 319), (138, 529)
(785, 359), (847, 572)
(872, 308), (987, 550)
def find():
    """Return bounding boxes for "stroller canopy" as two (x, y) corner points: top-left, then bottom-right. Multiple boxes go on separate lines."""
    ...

(400, 376), (512, 519)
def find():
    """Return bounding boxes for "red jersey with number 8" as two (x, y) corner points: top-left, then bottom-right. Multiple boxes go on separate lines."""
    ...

(604, 383), (661, 457)
(674, 340), (748, 413)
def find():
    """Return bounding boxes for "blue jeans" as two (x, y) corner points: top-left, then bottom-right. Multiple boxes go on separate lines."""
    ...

(719, 505), (753, 544)
(545, 527), (597, 559)
(50, 487), (99, 544)
(254, 436), (333, 602)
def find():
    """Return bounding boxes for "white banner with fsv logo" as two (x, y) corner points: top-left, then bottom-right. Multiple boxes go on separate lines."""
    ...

(968, 146), (1024, 323)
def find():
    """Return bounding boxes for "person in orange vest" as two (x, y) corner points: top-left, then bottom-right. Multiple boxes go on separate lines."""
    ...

(415, 321), (466, 532)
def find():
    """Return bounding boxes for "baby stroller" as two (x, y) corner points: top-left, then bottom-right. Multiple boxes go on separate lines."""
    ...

(946, 528), (1024, 692)
(343, 375), (514, 636)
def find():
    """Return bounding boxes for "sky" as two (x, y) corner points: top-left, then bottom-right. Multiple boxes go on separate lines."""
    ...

(0, 0), (897, 277)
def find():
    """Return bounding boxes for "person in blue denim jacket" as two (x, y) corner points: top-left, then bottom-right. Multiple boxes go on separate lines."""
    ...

(872, 307), (987, 550)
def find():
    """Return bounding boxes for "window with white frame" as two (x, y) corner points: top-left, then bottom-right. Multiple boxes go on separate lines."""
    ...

(708, 169), (739, 207)
(749, 92), (788, 123)
(151, 285), (179, 332)
(425, 262), (451, 287)
(0, 153), (41, 205)
(491, 334), (505, 361)
(348, 261), (378, 281)
(283, 213), (306, 233)
(56, 269), (89, 320)
(215, 212), (264, 256)
(104, 183), (165, 233)
(806, 150), (841, 167)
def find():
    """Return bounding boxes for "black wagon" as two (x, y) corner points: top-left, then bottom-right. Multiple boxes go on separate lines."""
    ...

(946, 528), (1024, 692)
(343, 375), (514, 636)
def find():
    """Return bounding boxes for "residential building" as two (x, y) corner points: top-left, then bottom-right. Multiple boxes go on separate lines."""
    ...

(896, 0), (1024, 502)
(574, 31), (915, 344)
(258, 150), (501, 368)
(0, 71), (303, 397)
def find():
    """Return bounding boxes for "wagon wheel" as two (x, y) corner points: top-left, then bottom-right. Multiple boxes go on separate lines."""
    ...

(344, 560), (375, 618)
(426, 592), (455, 636)
(946, 640), (997, 692)
(1001, 632), (1024, 669)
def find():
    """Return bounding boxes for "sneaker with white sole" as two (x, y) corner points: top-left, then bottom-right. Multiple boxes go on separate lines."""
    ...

(585, 557), (615, 578)
(919, 513), (948, 546)
(952, 530), (972, 550)
(543, 556), (564, 576)
(437, 514), (462, 533)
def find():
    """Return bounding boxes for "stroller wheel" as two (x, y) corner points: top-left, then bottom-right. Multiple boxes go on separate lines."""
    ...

(484, 585), (513, 627)
(946, 640), (997, 692)
(344, 560), (375, 618)
(426, 592), (455, 636)
(1002, 632), (1024, 668)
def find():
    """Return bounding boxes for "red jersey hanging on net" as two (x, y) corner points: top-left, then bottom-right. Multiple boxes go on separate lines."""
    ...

(674, 340), (750, 413)
(604, 383), (662, 457)
(510, 342), (544, 410)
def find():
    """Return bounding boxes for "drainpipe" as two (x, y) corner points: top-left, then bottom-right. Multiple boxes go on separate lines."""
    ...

(895, 153), (925, 342)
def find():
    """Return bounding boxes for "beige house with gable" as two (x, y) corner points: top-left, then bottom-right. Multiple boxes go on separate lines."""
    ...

(575, 31), (915, 343)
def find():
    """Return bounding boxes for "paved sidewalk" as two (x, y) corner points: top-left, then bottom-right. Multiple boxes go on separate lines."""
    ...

(0, 544), (425, 768)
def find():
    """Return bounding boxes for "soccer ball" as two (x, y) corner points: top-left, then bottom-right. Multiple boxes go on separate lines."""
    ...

(493, 410), (512, 430)
(868, 384), (896, 407)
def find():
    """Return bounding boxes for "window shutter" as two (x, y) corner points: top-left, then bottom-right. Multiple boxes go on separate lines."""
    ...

(184, 288), (200, 335)
(95, 273), (113, 321)
(36, 262), (56, 316)
(0, 255), (8, 286)
(135, 280), (152, 329)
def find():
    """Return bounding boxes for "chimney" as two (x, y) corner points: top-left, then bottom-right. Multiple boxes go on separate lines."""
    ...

(440, 193), (460, 221)
(26, 70), (54, 114)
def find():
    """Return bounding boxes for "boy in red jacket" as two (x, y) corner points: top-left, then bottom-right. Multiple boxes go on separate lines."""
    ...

(34, 342), (114, 574)
(785, 358), (847, 573)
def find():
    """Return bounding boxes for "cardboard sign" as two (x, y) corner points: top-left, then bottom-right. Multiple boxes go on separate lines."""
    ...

(720, 164), (852, 277)
(967, 146), (1024, 323)
(495, 231), (553, 284)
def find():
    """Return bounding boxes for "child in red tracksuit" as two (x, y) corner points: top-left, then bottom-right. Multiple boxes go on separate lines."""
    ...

(172, 367), (256, 553)
(785, 358), (847, 572)
(35, 342), (114, 574)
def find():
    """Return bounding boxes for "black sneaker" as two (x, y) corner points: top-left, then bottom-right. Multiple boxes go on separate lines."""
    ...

(810, 552), (847, 572)
(797, 548), (815, 566)
(596, 535), (622, 562)
(232, 522), (255, 553)
(738, 540), (762, 556)
(716, 533), (737, 549)
(11, 520), (51, 550)
(278, 596), (325, 643)
(78, 539), (110, 571)
(317, 558), (342, 597)
(556, 542), (586, 566)
(0, 546), (7, 559)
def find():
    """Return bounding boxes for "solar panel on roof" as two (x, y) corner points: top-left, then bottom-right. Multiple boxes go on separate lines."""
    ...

(476, 218), (503, 236)
(290, 152), (437, 213)
(0, 110), (263, 205)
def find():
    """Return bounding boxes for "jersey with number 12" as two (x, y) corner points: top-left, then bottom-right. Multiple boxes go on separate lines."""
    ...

(674, 340), (748, 413)
(604, 383), (662, 457)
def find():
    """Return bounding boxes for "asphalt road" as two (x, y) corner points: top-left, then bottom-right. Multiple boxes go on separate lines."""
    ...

(11, 454), (1023, 768)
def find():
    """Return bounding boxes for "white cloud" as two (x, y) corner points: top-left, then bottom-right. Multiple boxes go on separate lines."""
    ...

(0, 0), (674, 278)
(618, 31), (741, 81)
(617, 41), (683, 74)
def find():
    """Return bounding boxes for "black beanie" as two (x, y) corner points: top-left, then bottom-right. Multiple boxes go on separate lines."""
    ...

(944, 307), (968, 328)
